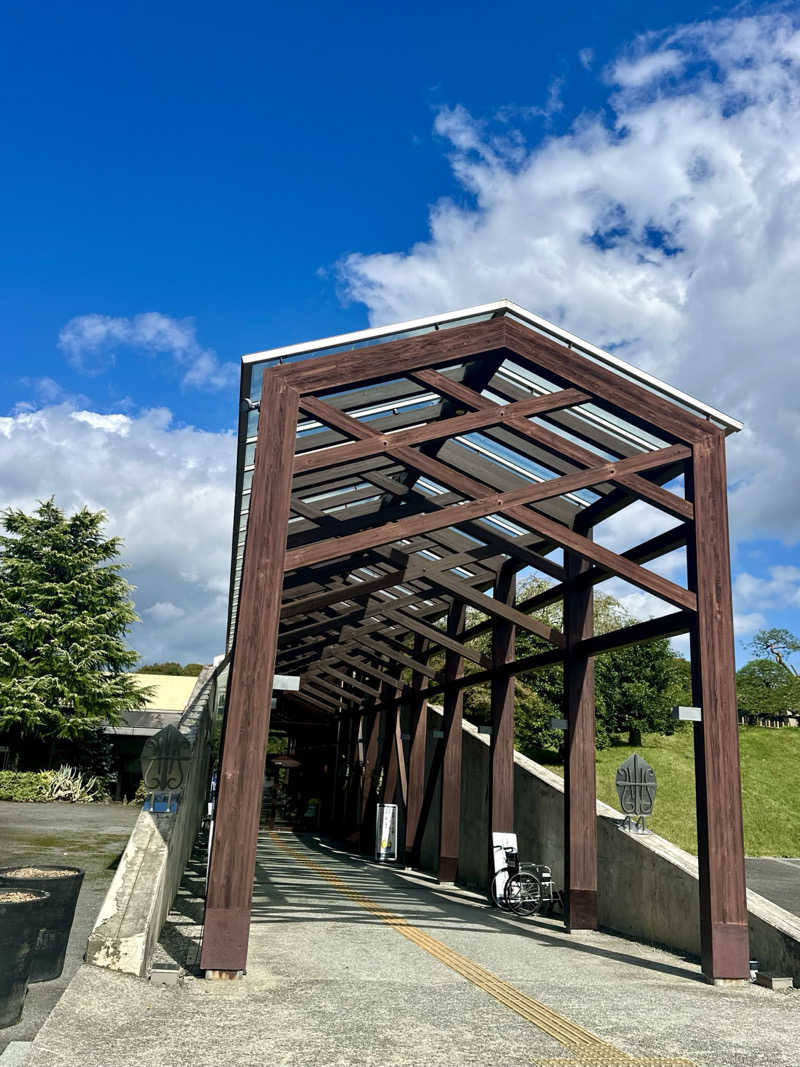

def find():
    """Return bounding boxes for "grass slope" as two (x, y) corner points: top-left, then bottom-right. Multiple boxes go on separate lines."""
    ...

(540, 725), (800, 856)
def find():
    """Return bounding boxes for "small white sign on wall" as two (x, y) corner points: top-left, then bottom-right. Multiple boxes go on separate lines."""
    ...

(375, 804), (398, 862)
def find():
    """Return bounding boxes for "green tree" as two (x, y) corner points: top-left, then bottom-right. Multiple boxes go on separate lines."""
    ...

(749, 628), (800, 676)
(0, 499), (149, 739)
(736, 658), (800, 716)
(461, 577), (691, 756)
(137, 661), (203, 676)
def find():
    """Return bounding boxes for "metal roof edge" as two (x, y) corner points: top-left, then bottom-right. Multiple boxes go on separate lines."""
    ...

(241, 298), (742, 434)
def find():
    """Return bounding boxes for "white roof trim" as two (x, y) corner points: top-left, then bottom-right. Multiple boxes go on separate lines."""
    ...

(241, 298), (742, 434)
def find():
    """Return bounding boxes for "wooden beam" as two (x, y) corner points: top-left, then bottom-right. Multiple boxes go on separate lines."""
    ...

(412, 367), (694, 522)
(280, 543), (497, 621)
(380, 608), (491, 669)
(283, 444), (695, 609)
(359, 708), (380, 852)
(439, 601), (466, 883)
(687, 432), (749, 981)
(318, 665), (381, 699)
(576, 610), (694, 657)
(404, 635), (429, 868)
(330, 651), (410, 694)
(502, 319), (715, 445)
(395, 706), (408, 811)
(272, 318), (507, 394)
(461, 524), (690, 645)
(305, 674), (363, 706)
(564, 535), (598, 932)
(201, 379), (298, 975)
(294, 387), (570, 577)
(489, 564), (516, 846)
(360, 636), (437, 680)
(416, 566), (565, 649)
(294, 388), (590, 473)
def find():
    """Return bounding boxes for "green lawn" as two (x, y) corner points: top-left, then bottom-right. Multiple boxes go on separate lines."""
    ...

(539, 725), (800, 856)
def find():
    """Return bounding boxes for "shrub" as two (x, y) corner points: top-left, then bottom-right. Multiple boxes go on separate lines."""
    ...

(45, 764), (105, 803)
(0, 765), (111, 803)
(0, 770), (54, 802)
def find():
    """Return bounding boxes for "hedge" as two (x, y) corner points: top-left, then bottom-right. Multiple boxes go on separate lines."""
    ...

(0, 770), (54, 802)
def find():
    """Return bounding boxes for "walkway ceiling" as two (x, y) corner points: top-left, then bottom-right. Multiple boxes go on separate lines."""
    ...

(227, 301), (741, 719)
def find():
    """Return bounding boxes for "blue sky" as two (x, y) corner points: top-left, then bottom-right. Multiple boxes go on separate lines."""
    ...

(1, 1), (798, 665)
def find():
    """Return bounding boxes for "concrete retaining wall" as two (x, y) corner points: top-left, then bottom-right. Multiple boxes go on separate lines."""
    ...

(420, 706), (800, 983)
(86, 664), (221, 977)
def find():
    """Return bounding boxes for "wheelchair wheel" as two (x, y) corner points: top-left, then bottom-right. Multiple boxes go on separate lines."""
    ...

(505, 872), (542, 916)
(489, 868), (512, 909)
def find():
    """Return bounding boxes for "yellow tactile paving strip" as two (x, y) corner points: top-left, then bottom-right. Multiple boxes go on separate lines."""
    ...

(267, 832), (697, 1067)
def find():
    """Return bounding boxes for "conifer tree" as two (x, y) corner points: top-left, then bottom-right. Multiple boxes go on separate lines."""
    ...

(0, 499), (148, 739)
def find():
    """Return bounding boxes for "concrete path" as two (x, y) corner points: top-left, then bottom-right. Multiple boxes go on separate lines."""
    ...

(746, 858), (800, 918)
(24, 828), (800, 1067)
(0, 801), (140, 1056)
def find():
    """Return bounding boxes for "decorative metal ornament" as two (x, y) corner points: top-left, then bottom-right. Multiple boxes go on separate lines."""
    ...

(615, 752), (657, 833)
(141, 724), (192, 792)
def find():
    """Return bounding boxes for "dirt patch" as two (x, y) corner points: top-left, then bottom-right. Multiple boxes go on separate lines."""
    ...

(2, 866), (78, 878)
(0, 890), (46, 902)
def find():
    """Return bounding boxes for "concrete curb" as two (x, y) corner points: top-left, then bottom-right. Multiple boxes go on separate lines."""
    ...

(85, 665), (221, 978)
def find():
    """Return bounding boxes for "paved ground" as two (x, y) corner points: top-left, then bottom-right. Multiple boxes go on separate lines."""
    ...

(0, 801), (139, 1055)
(25, 829), (800, 1067)
(746, 858), (800, 918)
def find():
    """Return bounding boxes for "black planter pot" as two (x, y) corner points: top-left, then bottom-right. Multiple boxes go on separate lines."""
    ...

(0, 866), (84, 982)
(0, 888), (50, 1028)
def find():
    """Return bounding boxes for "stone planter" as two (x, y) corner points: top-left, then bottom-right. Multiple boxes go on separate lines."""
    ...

(0, 866), (84, 982)
(0, 888), (50, 1028)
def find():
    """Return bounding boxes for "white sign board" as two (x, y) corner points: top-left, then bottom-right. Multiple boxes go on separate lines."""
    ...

(375, 804), (398, 862)
(491, 831), (518, 900)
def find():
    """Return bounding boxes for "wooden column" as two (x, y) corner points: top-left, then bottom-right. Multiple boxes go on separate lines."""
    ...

(201, 380), (298, 975)
(439, 601), (466, 883)
(404, 636), (429, 867)
(343, 712), (362, 838)
(359, 708), (380, 852)
(489, 564), (516, 851)
(564, 529), (598, 931)
(379, 703), (400, 805)
(687, 432), (749, 981)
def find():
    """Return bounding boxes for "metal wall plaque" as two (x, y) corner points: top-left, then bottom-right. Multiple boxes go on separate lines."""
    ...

(141, 724), (192, 792)
(615, 753), (657, 833)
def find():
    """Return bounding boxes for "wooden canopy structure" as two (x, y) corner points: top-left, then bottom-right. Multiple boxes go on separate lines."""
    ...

(200, 301), (749, 984)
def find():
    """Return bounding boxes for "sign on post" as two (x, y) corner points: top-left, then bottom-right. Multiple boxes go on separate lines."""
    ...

(375, 804), (398, 862)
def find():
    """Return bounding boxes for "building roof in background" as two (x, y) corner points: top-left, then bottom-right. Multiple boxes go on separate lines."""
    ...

(130, 674), (198, 712)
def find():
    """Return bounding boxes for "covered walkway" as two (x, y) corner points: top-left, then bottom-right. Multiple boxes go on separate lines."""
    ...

(27, 830), (800, 1067)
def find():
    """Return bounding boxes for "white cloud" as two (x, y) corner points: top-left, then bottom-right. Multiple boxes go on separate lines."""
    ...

(611, 49), (685, 88)
(144, 602), (187, 624)
(578, 47), (594, 71)
(339, 12), (800, 545)
(0, 404), (235, 664)
(58, 312), (238, 391)
(733, 566), (800, 614)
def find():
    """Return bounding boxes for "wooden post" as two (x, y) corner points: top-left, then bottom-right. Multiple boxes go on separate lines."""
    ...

(489, 564), (516, 854)
(564, 529), (598, 931)
(438, 602), (465, 882)
(359, 708), (380, 852)
(687, 433), (749, 981)
(343, 713), (362, 838)
(404, 636), (429, 867)
(201, 380), (298, 975)
(381, 701), (400, 806)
